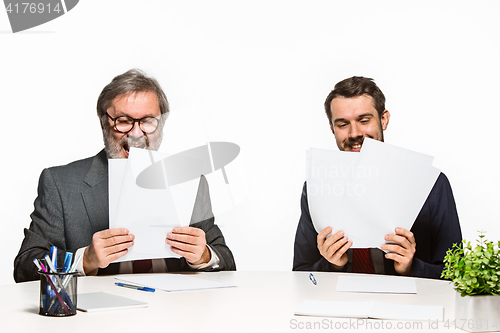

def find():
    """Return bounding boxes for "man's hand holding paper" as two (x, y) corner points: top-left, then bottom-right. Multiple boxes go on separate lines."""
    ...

(167, 227), (211, 265)
(317, 228), (351, 269)
(316, 226), (417, 275)
(382, 227), (416, 276)
(83, 228), (135, 275)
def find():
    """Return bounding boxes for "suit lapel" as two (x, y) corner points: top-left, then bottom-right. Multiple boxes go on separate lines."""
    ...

(81, 150), (109, 233)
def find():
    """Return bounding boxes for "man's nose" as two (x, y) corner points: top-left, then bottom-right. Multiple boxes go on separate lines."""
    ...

(127, 122), (145, 138)
(349, 123), (362, 139)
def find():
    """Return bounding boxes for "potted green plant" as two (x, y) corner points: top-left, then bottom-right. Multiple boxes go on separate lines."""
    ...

(441, 231), (500, 332)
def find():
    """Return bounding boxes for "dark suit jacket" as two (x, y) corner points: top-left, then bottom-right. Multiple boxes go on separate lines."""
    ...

(292, 173), (462, 279)
(14, 150), (235, 282)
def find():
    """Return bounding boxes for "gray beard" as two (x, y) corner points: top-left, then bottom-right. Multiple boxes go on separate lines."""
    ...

(102, 125), (163, 159)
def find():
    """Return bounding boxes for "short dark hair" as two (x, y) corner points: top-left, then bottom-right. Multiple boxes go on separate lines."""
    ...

(96, 69), (169, 128)
(324, 76), (386, 125)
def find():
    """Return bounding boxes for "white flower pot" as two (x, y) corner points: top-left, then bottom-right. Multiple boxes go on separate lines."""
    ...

(455, 292), (500, 332)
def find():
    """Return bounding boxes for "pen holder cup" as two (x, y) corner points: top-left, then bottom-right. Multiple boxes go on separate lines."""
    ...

(38, 271), (78, 316)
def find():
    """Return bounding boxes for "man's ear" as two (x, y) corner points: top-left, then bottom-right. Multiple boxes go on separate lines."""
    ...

(381, 110), (390, 130)
(99, 116), (106, 130)
(330, 122), (335, 135)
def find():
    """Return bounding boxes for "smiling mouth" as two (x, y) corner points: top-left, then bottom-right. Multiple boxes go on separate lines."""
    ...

(346, 140), (363, 152)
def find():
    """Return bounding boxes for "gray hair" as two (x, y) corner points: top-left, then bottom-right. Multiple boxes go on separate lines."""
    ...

(96, 69), (169, 129)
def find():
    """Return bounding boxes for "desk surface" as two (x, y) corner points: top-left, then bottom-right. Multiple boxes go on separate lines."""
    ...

(2, 271), (467, 332)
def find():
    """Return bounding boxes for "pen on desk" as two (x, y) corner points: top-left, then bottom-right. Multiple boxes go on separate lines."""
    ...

(115, 282), (155, 292)
(309, 273), (317, 285)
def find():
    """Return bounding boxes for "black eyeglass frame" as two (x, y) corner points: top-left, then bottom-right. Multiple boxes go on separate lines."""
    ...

(106, 112), (161, 134)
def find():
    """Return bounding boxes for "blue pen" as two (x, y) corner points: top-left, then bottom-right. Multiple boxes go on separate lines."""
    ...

(115, 282), (155, 292)
(62, 255), (82, 288)
(63, 252), (73, 273)
(309, 273), (317, 285)
(50, 246), (57, 271)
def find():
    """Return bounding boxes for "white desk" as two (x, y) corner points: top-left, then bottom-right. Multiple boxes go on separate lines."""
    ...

(2, 272), (466, 332)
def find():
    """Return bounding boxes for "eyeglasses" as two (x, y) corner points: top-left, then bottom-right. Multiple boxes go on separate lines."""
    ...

(106, 112), (160, 134)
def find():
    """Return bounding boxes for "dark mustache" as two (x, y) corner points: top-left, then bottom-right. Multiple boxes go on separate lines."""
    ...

(346, 137), (364, 146)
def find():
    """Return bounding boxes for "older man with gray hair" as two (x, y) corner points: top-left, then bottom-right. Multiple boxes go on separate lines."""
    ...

(14, 69), (235, 282)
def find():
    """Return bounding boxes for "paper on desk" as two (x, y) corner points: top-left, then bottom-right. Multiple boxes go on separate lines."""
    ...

(307, 139), (441, 248)
(109, 148), (199, 262)
(295, 300), (443, 321)
(116, 274), (236, 292)
(335, 275), (417, 294)
(296, 300), (372, 319)
(78, 292), (148, 312)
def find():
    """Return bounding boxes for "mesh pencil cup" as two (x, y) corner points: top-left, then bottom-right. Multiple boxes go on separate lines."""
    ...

(38, 271), (77, 316)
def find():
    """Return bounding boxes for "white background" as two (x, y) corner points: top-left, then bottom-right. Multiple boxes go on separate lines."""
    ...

(1, 1), (499, 286)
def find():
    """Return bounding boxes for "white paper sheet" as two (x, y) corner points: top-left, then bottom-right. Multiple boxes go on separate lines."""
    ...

(306, 148), (360, 235)
(108, 159), (127, 228)
(110, 148), (204, 262)
(346, 139), (440, 247)
(335, 275), (417, 294)
(111, 148), (181, 262)
(116, 274), (236, 292)
(295, 300), (443, 321)
(296, 300), (373, 319)
(77, 292), (148, 312)
(369, 302), (443, 321)
(307, 139), (441, 248)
